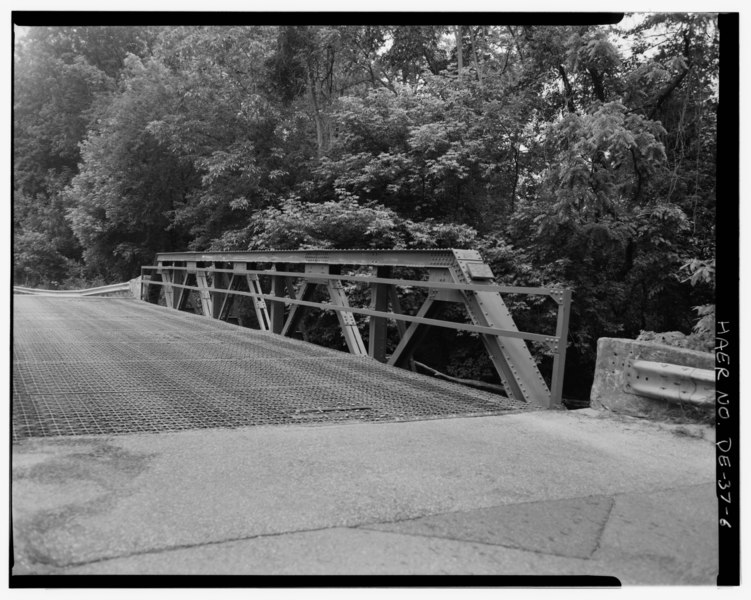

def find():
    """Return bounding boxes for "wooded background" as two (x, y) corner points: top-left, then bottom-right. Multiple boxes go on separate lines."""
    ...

(13, 18), (718, 400)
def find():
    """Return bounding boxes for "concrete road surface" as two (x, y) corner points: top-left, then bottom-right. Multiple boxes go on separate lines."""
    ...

(11, 408), (718, 584)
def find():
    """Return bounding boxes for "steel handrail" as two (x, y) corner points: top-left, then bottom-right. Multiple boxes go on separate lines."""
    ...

(140, 276), (560, 346)
(141, 264), (559, 297)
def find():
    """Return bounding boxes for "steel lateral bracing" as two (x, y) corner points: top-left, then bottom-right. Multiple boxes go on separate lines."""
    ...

(141, 249), (571, 409)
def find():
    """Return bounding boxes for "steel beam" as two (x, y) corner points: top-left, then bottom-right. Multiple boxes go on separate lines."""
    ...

(195, 271), (214, 317)
(549, 289), (572, 407)
(211, 267), (231, 319)
(387, 286), (408, 339)
(386, 285), (415, 371)
(157, 249), (458, 269)
(150, 263), (554, 296)
(280, 281), (318, 338)
(269, 265), (287, 334)
(387, 293), (439, 369)
(143, 277), (558, 343)
(161, 269), (175, 308)
(449, 252), (552, 407)
(217, 274), (236, 320)
(327, 279), (367, 355)
(368, 266), (391, 362)
(246, 273), (271, 331)
(175, 270), (190, 310)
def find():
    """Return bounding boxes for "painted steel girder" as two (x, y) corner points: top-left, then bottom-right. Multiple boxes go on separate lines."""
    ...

(268, 266), (287, 334)
(327, 280), (367, 356)
(246, 273), (271, 331)
(157, 249), (461, 269)
(211, 270), (231, 319)
(368, 266), (391, 362)
(160, 269), (175, 308)
(448, 251), (553, 408)
(463, 289), (551, 407)
(195, 271), (214, 317)
(387, 294), (439, 369)
(280, 281), (318, 338)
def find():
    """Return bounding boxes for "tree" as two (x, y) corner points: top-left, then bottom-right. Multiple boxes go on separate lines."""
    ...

(211, 197), (477, 252)
(14, 26), (155, 285)
(314, 71), (526, 230)
(65, 54), (199, 280)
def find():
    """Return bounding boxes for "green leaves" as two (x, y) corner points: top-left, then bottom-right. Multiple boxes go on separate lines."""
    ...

(537, 101), (667, 228)
(680, 257), (715, 287)
(211, 198), (477, 252)
(13, 26), (158, 285)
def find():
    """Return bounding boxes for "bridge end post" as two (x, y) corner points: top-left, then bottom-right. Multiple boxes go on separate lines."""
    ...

(269, 265), (286, 334)
(548, 288), (572, 408)
(450, 250), (554, 408)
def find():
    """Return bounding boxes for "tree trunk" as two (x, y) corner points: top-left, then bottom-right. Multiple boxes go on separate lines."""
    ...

(588, 67), (605, 102)
(470, 27), (483, 87)
(558, 64), (576, 113)
(507, 26), (524, 60)
(511, 143), (520, 212)
(649, 67), (690, 120)
(649, 28), (692, 119)
(307, 62), (325, 157)
(455, 26), (463, 79)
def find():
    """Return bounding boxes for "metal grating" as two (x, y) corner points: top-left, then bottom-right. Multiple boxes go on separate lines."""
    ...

(12, 296), (531, 442)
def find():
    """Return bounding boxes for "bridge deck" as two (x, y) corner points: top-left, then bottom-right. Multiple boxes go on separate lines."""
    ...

(13, 296), (529, 441)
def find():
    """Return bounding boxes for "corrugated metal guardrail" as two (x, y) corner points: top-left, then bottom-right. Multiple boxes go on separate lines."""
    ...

(13, 281), (137, 298)
(625, 359), (714, 406)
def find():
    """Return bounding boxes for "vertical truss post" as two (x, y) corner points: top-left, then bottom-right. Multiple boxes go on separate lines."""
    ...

(172, 269), (189, 310)
(161, 267), (175, 308)
(216, 263), (249, 321)
(269, 265), (286, 334)
(139, 267), (147, 301)
(246, 270), (271, 331)
(210, 264), (230, 319)
(327, 276), (367, 356)
(549, 288), (572, 408)
(368, 266), (391, 362)
(194, 263), (213, 318)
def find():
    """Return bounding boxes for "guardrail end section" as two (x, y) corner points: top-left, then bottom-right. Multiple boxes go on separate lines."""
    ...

(591, 337), (714, 418)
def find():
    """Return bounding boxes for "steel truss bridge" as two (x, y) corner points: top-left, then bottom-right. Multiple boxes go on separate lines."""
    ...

(13, 249), (570, 441)
(143, 248), (571, 408)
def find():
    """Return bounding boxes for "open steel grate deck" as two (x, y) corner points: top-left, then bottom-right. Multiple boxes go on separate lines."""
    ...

(12, 296), (532, 441)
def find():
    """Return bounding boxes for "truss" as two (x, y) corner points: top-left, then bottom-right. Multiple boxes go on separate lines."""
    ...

(141, 249), (571, 408)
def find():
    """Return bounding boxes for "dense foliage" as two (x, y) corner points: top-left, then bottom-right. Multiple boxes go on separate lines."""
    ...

(14, 19), (718, 400)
